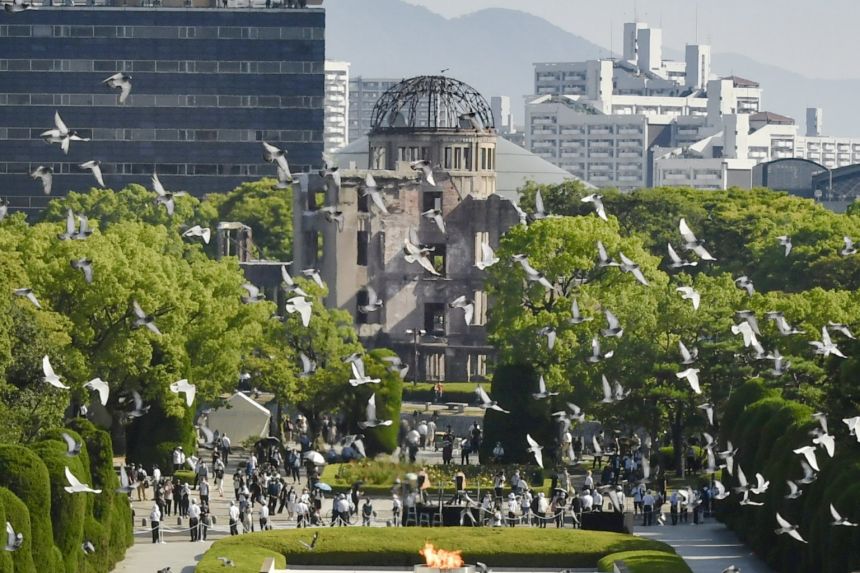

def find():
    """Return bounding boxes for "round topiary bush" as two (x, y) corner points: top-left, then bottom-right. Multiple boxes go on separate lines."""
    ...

(0, 486), (42, 573)
(0, 445), (61, 573)
(0, 490), (13, 573)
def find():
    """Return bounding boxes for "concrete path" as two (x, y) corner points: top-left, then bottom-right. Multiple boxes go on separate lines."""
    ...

(635, 520), (773, 573)
(114, 540), (212, 573)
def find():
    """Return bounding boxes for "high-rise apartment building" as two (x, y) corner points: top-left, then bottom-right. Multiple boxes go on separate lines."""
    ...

(347, 76), (399, 144)
(324, 60), (349, 155)
(0, 3), (325, 212)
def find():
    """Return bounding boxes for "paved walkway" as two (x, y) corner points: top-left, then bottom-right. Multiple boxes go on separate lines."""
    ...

(635, 520), (773, 573)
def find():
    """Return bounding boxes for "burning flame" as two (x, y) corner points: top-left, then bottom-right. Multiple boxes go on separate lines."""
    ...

(420, 543), (465, 569)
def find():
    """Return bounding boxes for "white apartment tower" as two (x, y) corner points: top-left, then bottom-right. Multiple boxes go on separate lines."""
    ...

(807, 107), (823, 137)
(324, 60), (350, 155)
(685, 44), (711, 90)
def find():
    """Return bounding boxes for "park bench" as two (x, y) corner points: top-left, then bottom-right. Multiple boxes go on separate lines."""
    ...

(445, 402), (468, 413)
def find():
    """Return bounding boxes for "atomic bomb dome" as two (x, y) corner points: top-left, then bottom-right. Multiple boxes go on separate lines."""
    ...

(370, 75), (495, 132)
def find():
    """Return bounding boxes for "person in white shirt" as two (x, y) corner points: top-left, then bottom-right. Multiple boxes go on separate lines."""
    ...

(259, 502), (270, 531)
(583, 470), (594, 491)
(296, 498), (309, 528)
(149, 504), (162, 544)
(391, 493), (402, 526)
(580, 490), (594, 512)
(536, 492), (550, 528)
(188, 500), (201, 542)
(228, 501), (240, 536)
(520, 490), (532, 525)
(592, 489), (603, 511)
(335, 494), (351, 526)
(172, 447), (183, 471)
(642, 491), (656, 526)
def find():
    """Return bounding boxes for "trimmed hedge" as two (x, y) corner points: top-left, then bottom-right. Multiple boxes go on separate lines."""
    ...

(597, 550), (693, 573)
(198, 527), (679, 573)
(718, 380), (860, 573)
(0, 445), (62, 573)
(0, 423), (132, 573)
(0, 487), (13, 573)
(126, 400), (197, 470)
(656, 446), (704, 471)
(0, 487), (37, 573)
(479, 364), (555, 465)
(402, 382), (477, 404)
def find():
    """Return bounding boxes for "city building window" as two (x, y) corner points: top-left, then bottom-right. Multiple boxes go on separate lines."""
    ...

(356, 230), (368, 266)
(423, 191), (442, 212)
(425, 352), (445, 381)
(424, 303), (446, 336)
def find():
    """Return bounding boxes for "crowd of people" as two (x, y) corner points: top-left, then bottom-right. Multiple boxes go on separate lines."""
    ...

(126, 412), (717, 543)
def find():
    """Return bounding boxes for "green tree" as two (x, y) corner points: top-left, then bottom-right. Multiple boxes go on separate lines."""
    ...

(205, 179), (294, 260)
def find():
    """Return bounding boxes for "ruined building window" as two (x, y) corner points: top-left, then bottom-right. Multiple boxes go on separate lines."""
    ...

(481, 147), (488, 170)
(473, 290), (488, 326)
(464, 146), (472, 170)
(425, 352), (445, 381)
(372, 146), (386, 169)
(467, 354), (488, 380)
(454, 147), (463, 169)
(443, 147), (452, 169)
(474, 231), (488, 264)
(356, 289), (368, 325)
(357, 190), (369, 213)
(423, 190), (442, 212)
(424, 303), (446, 336)
(428, 244), (446, 276)
(356, 230), (368, 266)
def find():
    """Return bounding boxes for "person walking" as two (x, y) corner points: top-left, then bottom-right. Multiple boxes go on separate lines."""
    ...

(391, 493), (402, 527)
(172, 446), (184, 472)
(149, 504), (162, 544)
(228, 501), (240, 536)
(670, 490), (679, 525)
(361, 498), (375, 526)
(213, 458), (225, 497)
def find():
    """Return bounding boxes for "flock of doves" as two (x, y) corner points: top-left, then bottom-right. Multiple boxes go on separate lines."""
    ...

(448, 190), (860, 545)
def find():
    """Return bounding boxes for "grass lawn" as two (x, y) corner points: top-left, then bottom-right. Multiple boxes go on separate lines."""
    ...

(598, 550), (693, 573)
(404, 382), (479, 394)
(197, 527), (679, 572)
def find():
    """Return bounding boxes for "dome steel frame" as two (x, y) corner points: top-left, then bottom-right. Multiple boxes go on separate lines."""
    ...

(370, 75), (495, 132)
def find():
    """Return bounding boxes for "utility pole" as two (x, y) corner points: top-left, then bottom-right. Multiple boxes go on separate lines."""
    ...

(405, 328), (426, 388)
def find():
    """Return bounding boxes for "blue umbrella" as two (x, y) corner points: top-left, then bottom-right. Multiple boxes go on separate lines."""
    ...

(314, 482), (332, 492)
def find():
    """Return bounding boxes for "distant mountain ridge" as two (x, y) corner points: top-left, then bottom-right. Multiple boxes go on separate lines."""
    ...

(326, 0), (860, 137)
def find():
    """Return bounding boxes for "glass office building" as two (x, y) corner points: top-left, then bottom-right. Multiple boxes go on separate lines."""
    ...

(0, 4), (324, 211)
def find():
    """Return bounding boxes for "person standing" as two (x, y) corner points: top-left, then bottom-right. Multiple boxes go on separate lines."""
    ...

(361, 498), (375, 526)
(213, 458), (225, 497)
(188, 499), (201, 542)
(228, 501), (240, 536)
(221, 433), (231, 465)
(642, 490), (655, 526)
(172, 446), (183, 472)
(149, 504), (162, 544)
(259, 501), (270, 531)
(199, 477), (210, 507)
(670, 490), (679, 525)
(163, 479), (173, 517)
(536, 492), (549, 528)
(493, 471), (506, 501)
(391, 493), (402, 527)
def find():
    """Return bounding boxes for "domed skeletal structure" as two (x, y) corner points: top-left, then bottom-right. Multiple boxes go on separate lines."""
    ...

(370, 75), (495, 132)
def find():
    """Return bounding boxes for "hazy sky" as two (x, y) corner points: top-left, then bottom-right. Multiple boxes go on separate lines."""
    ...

(403, 0), (859, 79)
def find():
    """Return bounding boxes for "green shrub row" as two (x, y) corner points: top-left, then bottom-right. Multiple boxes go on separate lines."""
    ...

(597, 550), (693, 573)
(718, 380), (860, 573)
(0, 420), (132, 573)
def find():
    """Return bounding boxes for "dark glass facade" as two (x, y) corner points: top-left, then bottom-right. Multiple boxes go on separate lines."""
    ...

(0, 6), (324, 211)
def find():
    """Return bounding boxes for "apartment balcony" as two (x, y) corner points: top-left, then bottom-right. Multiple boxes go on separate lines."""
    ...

(533, 118), (557, 126)
(531, 128), (558, 136)
(561, 152), (585, 158)
(618, 128), (643, 135)
(588, 141), (612, 148)
(560, 129), (585, 136)
(618, 175), (643, 182)
(589, 175), (613, 182)
(589, 151), (613, 158)
(618, 151), (643, 159)
(588, 128), (613, 136)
